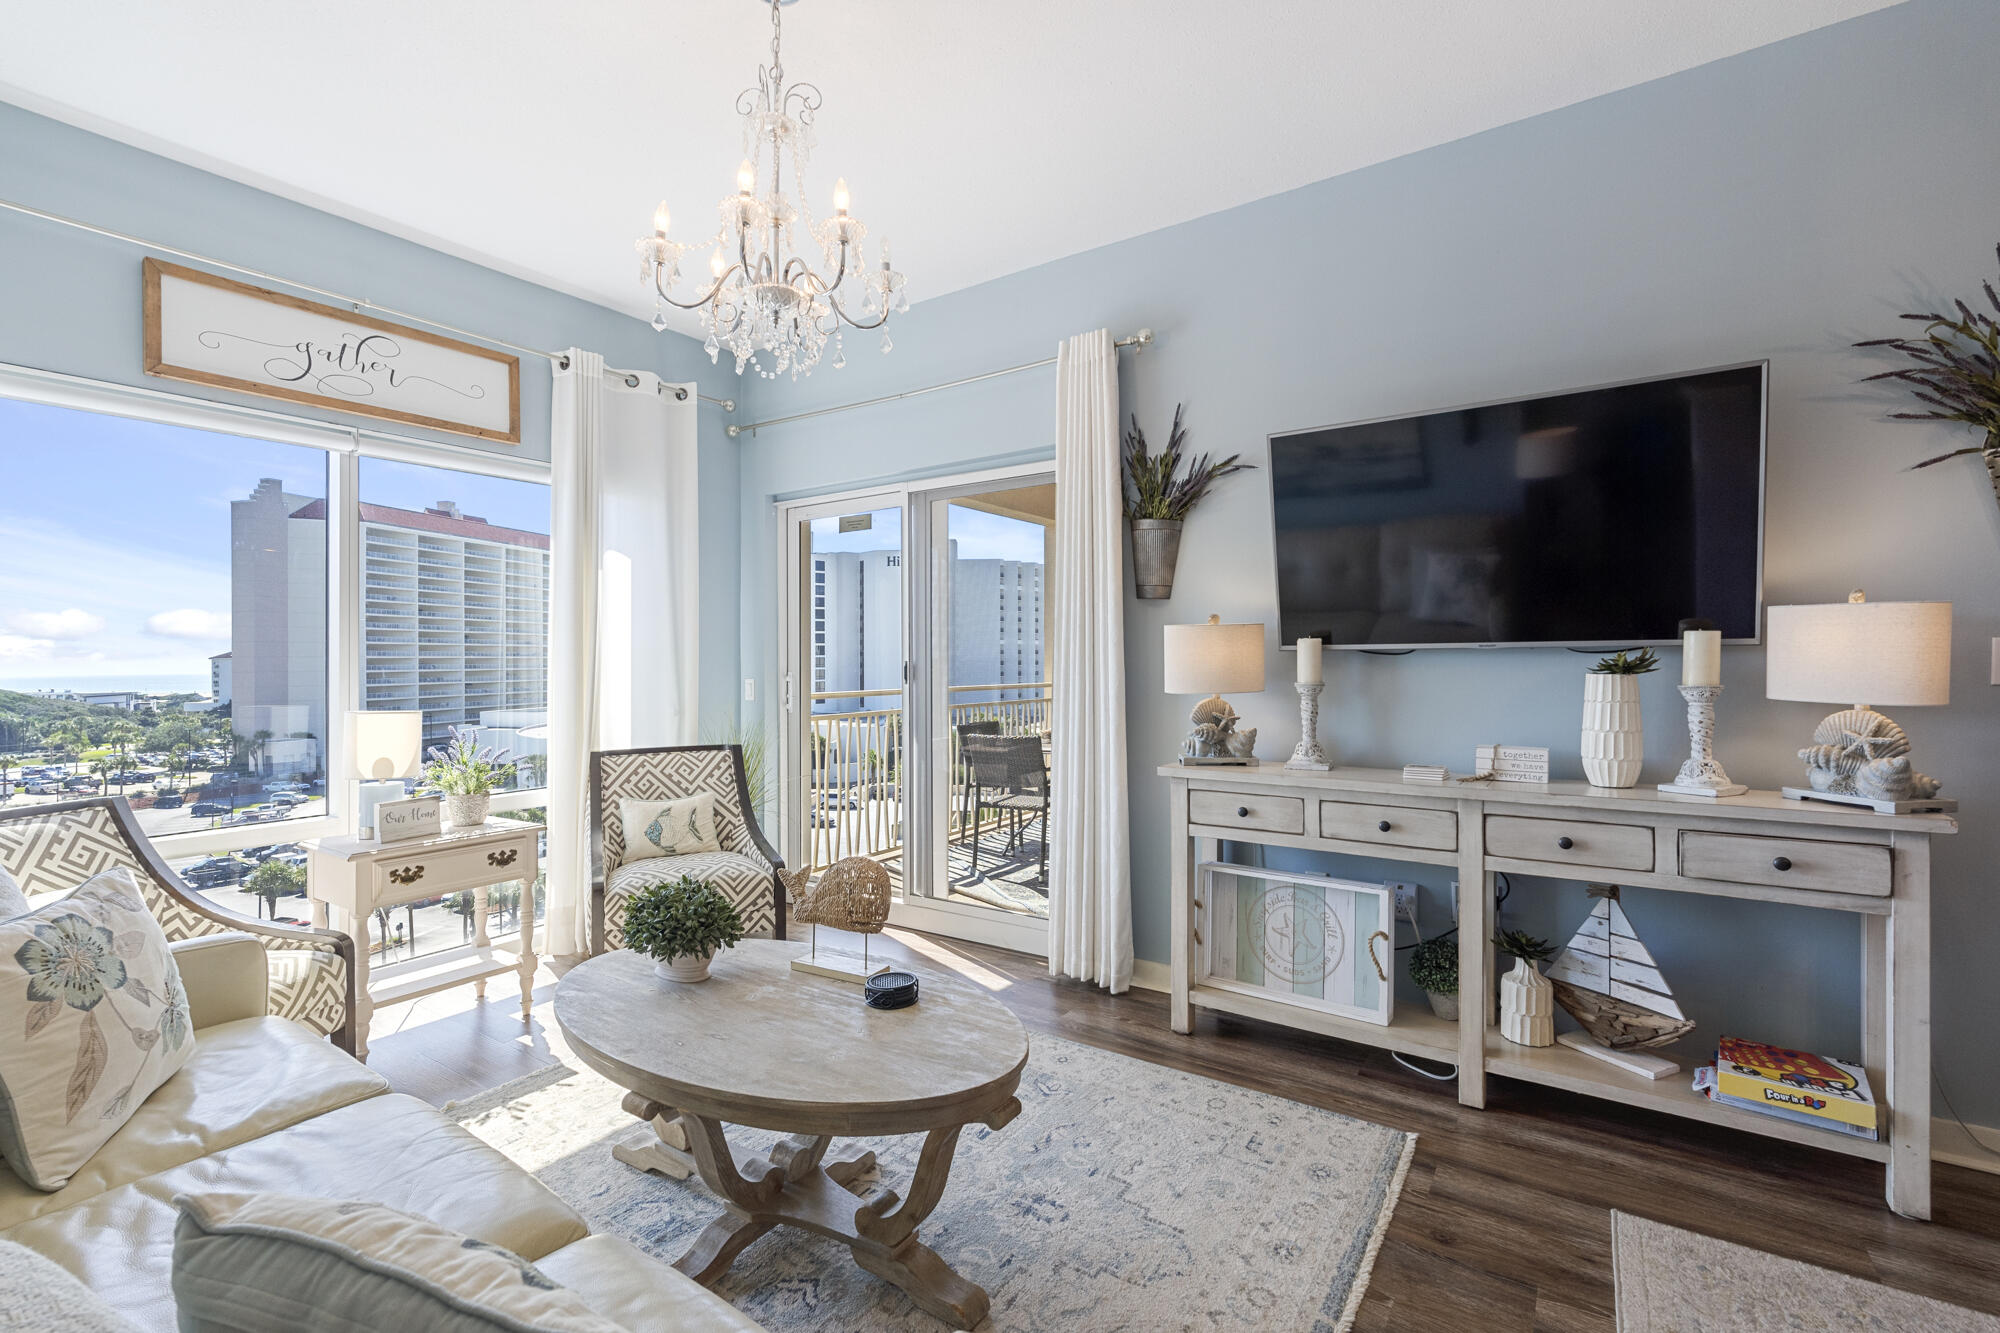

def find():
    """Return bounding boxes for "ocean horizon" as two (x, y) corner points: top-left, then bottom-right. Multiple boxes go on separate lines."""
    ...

(0, 674), (209, 697)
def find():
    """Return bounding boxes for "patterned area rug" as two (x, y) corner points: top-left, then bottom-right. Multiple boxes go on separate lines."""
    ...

(449, 1031), (1414, 1332)
(1613, 1211), (2000, 1332)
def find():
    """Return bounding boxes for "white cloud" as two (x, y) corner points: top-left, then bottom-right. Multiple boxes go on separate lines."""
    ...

(0, 635), (53, 661)
(5, 608), (105, 640)
(145, 609), (232, 640)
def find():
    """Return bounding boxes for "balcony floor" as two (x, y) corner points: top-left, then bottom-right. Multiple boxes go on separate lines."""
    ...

(879, 822), (1049, 918)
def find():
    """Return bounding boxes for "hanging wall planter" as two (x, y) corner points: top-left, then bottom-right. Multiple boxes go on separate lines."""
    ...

(1121, 404), (1252, 600)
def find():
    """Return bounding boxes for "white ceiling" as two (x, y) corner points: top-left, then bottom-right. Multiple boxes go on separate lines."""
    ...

(0, 1), (1904, 335)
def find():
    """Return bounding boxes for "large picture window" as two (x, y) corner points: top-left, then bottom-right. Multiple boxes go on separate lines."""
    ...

(0, 396), (330, 838)
(0, 382), (550, 868)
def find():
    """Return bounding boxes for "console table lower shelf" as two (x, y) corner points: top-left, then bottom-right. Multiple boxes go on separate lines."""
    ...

(1164, 763), (1951, 1216)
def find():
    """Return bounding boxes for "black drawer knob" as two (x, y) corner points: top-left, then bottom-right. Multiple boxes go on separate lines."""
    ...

(1237, 806), (1250, 818)
(1557, 836), (1575, 851)
(1377, 820), (1392, 832)
(1772, 856), (1793, 872)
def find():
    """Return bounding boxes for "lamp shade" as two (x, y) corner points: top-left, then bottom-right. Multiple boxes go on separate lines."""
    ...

(1163, 615), (1266, 695)
(1765, 600), (1951, 707)
(347, 710), (424, 781)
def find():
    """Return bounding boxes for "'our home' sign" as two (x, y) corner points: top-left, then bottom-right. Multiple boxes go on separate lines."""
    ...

(143, 258), (520, 443)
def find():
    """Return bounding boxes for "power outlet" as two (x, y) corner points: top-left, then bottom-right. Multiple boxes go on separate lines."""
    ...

(1389, 882), (1420, 931)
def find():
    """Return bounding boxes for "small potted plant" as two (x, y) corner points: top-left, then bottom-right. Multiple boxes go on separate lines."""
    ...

(1581, 648), (1656, 789)
(1407, 933), (1459, 1020)
(422, 726), (514, 828)
(1495, 929), (1558, 1048)
(623, 875), (745, 983)
(1121, 404), (1254, 598)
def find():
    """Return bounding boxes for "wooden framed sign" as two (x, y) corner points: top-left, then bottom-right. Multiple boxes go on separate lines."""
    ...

(1198, 863), (1396, 1027)
(377, 794), (443, 844)
(142, 258), (520, 443)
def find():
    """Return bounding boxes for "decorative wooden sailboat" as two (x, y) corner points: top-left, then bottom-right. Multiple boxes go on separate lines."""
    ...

(1545, 885), (1694, 1052)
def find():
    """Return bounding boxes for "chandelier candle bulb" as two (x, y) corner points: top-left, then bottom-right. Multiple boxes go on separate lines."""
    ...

(1296, 637), (1323, 685)
(833, 177), (850, 214)
(653, 201), (671, 236)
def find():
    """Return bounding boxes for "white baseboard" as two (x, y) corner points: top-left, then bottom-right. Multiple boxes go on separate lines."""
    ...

(1932, 1116), (2000, 1175)
(1127, 961), (2000, 1174)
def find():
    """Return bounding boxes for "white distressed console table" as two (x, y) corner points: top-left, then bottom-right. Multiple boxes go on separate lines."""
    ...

(1161, 762), (1955, 1218)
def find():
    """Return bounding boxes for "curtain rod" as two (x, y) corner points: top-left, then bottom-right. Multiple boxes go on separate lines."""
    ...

(0, 196), (737, 411)
(726, 329), (1155, 438)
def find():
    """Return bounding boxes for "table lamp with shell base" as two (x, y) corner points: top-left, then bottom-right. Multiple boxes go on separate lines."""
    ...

(1163, 615), (1267, 765)
(1766, 591), (1956, 815)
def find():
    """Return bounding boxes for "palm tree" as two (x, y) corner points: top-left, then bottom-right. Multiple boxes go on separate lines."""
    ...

(46, 720), (90, 778)
(88, 756), (114, 795)
(106, 722), (143, 794)
(242, 859), (302, 920)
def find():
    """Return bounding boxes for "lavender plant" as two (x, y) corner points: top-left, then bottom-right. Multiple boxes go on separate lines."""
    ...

(1121, 404), (1254, 521)
(422, 726), (514, 796)
(1855, 244), (2000, 481)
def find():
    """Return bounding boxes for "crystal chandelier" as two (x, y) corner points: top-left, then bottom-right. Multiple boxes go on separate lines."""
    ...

(636, 0), (907, 379)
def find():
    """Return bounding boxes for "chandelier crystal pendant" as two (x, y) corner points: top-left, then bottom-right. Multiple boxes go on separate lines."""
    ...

(636, 0), (907, 379)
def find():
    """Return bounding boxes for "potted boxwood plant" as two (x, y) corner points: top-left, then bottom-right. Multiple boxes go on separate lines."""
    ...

(1581, 648), (1656, 789)
(1121, 403), (1253, 599)
(623, 874), (745, 983)
(423, 726), (514, 828)
(1407, 932), (1459, 1021)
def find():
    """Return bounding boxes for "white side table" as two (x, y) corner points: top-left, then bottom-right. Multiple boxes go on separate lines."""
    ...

(305, 818), (542, 1061)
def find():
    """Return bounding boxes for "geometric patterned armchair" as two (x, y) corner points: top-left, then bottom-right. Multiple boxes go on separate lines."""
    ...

(0, 797), (357, 1053)
(588, 744), (785, 955)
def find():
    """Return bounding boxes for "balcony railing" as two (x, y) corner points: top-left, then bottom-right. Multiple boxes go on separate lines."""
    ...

(803, 682), (1052, 871)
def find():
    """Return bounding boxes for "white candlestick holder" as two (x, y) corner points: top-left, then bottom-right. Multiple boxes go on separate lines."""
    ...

(1285, 681), (1331, 771)
(1657, 683), (1746, 798)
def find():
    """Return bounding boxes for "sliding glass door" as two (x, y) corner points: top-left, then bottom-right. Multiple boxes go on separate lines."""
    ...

(780, 465), (1054, 953)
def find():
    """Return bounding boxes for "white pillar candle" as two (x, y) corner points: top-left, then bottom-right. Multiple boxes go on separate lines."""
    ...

(1296, 637), (1323, 685)
(1682, 629), (1722, 687)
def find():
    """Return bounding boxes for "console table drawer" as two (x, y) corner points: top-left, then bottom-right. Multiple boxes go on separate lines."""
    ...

(1678, 831), (1891, 898)
(1485, 814), (1653, 872)
(370, 836), (535, 898)
(1188, 789), (1305, 836)
(1320, 800), (1458, 851)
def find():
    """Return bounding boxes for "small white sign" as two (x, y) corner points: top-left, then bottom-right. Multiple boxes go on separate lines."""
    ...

(377, 795), (442, 844)
(143, 258), (520, 443)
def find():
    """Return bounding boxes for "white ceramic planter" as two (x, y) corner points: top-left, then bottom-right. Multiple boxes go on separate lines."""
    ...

(1580, 674), (1644, 788)
(445, 793), (492, 828)
(1499, 956), (1556, 1047)
(655, 952), (714, 983)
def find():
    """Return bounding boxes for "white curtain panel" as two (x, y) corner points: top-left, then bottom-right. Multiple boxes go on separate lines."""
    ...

(546, 354), (700, 958)
(1048, 328), (1134, 992)
(547, 349), (605, 958)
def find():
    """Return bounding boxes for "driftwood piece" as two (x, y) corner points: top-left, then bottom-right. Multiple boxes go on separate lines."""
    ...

(1550, 981), (1695, 1051)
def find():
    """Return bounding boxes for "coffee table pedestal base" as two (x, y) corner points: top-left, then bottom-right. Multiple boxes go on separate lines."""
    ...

(621, 1095), (1021, 1328)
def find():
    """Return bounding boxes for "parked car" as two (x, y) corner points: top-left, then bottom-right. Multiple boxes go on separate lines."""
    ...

(180, 856), (244, 888)
(25, 782), (64, 796)
(270, 793), (307, 807)
(264, 780), (305, 794)
(152, 794), (184, 809)
(188, 801), (230, 817)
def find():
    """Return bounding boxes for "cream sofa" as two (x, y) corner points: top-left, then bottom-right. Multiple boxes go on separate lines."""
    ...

(0, 931), (762, 1333)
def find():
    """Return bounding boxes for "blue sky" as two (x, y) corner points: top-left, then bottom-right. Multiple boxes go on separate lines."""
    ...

(0, 397), (546, 688)
(808, 504), (1044, 562)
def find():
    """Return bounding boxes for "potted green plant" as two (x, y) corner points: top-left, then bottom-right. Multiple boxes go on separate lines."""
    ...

(422, 726), (514, 828)
(1855, 243), (2000, 513)
(623, 874), (745, 983)
(1581, 648), (1656, 789)
(1495, 929), (1558, 1048)
(1407, 932), (1459, 1021)
(1121, 404), (1253, 599)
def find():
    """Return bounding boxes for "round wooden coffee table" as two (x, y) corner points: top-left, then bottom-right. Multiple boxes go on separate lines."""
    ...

(554, 940), (1029, 1327)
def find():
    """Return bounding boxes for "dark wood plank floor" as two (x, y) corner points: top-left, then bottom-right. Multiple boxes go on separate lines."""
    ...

(369, 929), (2000, 1331)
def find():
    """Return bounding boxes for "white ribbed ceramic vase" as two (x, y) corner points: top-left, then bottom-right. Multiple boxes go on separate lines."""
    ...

(654, 951), (713, 983)
(1499, 956), (1556, 1047)
(1580, 674), (1643, 788)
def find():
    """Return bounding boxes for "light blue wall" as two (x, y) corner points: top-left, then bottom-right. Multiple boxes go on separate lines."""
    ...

(0, 100), (739, 712)
(732, 0), (2000, 1119)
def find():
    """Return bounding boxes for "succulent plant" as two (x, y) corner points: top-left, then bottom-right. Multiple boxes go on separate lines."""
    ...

(1495, 928), (1557, 964)
(1590, 648), (1659, 676)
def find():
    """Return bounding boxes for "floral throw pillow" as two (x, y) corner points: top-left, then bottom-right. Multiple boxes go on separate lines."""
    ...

(0, 866), (25, 921)
(0, 867), (193, 1191)
(618, 793), (721, 861)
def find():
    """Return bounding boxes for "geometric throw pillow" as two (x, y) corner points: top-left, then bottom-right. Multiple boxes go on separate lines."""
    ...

(170, 1193), (624, 1333)
(618, 793), (720, 861)
(0, 1237), (142, 1333)
(0, 867), (193, 1192)
(0, 867), (25, 922)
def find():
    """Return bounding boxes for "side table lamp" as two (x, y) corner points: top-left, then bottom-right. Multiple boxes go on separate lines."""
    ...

(348, 710), (424, 839)
(1766, 591), (1955, 814)
(1164, 615), (1266, 765)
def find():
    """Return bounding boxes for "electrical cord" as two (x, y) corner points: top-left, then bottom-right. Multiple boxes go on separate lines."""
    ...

(1935, 1071), (2000, 1160)
(1392, 1052), (1458, 1080)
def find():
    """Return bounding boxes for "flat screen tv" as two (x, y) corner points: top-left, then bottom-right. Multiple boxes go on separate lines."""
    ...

(1269, 363), (1766, 650)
